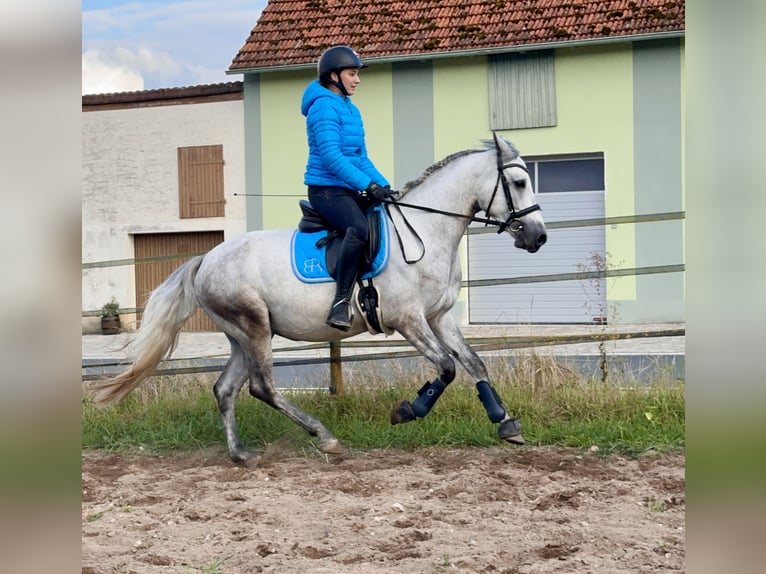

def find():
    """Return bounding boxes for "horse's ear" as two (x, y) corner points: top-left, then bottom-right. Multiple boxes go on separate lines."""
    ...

(492, 132), (509, 155)
(492, 133), (518, 160)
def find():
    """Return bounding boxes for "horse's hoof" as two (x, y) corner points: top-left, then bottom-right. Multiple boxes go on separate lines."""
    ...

(318, 438), (344, 455)
(503, 434), (525, 445)
(498, 418), (524, 445)
(390, 400), (417, 425)
(230, 448), (259, 466)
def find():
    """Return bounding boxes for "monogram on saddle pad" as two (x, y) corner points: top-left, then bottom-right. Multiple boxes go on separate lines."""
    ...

(291, 200), (389, 283)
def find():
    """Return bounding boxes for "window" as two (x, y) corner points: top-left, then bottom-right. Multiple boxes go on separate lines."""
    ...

(177, 144), (225, 218)
(489, 50), (557, 130)
(525, 155), (605, 193)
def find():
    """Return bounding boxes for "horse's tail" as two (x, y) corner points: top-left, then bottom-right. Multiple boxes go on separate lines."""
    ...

(90, 256), (205, 405)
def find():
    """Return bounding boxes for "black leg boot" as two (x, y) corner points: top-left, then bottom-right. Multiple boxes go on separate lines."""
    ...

(326, 228), (365, 331)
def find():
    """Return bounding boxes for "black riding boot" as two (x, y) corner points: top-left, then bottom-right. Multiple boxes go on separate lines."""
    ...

(326, 228), (365, 331)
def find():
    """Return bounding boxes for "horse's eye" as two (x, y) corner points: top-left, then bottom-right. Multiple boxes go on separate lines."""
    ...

(513, 179), (526, 189)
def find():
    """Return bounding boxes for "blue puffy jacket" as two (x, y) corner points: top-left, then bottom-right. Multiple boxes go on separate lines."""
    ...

(301, 80), (389, 191)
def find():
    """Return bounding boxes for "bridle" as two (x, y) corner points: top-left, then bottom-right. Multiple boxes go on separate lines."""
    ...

(383, 139), (542, 232)
(383, 139), (542, 263)
(485, 147), (542, 234)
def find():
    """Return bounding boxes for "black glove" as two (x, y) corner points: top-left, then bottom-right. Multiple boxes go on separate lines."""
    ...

(365, 182), (393, 201)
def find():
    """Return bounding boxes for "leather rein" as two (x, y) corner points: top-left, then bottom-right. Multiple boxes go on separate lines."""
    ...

(382, 145), (542, 263)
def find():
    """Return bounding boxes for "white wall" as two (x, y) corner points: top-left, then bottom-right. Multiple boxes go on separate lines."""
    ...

(82, 98), (246, 331)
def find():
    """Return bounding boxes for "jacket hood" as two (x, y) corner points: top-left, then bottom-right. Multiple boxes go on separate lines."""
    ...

(301, 80), (342, 116)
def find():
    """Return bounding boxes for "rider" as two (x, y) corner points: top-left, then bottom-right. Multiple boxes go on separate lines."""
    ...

(301, 45), (394, 331)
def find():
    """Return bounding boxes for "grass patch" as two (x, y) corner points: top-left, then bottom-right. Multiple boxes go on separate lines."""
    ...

(82, 355), (684, 456)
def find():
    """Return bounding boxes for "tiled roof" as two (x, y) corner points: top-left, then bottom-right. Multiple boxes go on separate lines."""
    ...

(82, 81), (243, 103)
(229, 0), (684, 71)
(82, 82), (242, 109)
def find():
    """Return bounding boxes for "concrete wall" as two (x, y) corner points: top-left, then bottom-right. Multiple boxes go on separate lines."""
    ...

(82, 98), (246, 331)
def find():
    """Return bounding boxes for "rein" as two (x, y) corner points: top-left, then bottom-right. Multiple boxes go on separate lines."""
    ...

(383, 143), (542, 263)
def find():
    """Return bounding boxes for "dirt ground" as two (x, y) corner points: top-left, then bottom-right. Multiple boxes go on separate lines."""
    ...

(82, 446), (685, 574)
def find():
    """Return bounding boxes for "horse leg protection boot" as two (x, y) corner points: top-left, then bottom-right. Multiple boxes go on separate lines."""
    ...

(326, 228), (365, 331)
(476, 380), (507, 423)
(476, 381), (524, 443)
(411, 378), (446, 418)
(390, 378), (447, 425)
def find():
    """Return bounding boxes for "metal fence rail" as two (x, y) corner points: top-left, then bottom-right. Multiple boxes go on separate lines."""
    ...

(81, 328), (684, 382)
(81, 210), (686, 317)
(82, 210), (686, 391)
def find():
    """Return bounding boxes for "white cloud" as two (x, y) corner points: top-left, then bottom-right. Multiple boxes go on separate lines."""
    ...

(82, 1), (265, 91)
(82, 47), (186, 94)
(82, 49), (143, 94)
(132, 46), (182, 76)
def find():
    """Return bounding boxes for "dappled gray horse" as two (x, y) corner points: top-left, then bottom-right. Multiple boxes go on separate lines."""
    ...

(92, 134), (547, 463)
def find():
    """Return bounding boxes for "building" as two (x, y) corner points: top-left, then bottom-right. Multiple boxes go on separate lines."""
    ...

(81, 82), (245, 332)
(81, 0), (685, 331)
(227, 0), (685, 324)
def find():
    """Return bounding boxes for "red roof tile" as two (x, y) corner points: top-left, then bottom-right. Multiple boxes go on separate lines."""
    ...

(229, 0), (684, 71)
(82, 82), (243, 109)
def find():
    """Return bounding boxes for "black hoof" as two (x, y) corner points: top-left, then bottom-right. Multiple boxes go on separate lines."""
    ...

(390, 400), (417, 425)
(498, 418), (524, 444)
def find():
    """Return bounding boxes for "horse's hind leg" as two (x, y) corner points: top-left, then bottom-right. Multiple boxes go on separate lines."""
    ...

(241, 331), (343, 455)
(213, 336), (254, 464)
(430, 313), (524, 445)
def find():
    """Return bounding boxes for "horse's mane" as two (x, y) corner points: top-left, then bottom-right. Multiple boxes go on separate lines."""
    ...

(401, 138), (520, 195)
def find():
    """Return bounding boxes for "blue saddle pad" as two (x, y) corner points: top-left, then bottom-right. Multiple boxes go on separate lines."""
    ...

(291, 206), (390, 284)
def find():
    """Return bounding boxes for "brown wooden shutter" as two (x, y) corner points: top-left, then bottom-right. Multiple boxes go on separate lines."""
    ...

(178, 145), (225, 218)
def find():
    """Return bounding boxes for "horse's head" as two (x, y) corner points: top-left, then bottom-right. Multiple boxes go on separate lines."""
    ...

(488, 134), (548, 253)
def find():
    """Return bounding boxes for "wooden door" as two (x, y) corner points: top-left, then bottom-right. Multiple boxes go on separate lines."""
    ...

(134, 231), (224, 331)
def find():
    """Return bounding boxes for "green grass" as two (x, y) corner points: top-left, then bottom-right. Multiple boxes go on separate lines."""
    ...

(83, 354), (684, 457)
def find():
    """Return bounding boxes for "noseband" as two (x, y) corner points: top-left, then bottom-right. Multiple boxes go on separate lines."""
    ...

(485, 146), (542, 234)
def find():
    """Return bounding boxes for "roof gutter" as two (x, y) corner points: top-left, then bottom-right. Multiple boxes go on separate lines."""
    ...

(226, 30), (684, 76)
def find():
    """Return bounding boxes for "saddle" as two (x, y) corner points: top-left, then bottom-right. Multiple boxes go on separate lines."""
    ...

(293, 200), (390, 335)
(297, 199), (383, 279)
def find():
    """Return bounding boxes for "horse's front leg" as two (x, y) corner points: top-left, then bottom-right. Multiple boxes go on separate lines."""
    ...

(389, 317), (457, 425)
(429, 313), (524, 445)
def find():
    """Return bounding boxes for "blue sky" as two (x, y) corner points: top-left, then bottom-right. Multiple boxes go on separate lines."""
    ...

(82, 1), (267, 94)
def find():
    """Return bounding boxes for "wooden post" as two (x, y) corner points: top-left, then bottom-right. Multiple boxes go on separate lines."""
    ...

(329, 341), (343, 395)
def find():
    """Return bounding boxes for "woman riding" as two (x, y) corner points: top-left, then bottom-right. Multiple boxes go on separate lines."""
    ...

(301, 45), (394, 331)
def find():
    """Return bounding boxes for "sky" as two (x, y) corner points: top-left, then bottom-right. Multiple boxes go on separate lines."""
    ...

(82, 0), (267, 94)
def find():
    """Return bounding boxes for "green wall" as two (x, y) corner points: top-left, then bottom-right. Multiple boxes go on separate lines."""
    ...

(243, 38), (684, 323)
(250, 68), (394, 230)
(243, 74), (263, 230)
(621, 38), (684, 322)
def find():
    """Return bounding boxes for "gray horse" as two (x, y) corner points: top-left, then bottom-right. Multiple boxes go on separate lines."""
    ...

(92, 134), (547, 463)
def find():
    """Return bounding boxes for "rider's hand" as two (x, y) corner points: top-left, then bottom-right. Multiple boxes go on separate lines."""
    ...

(365, 182), (394, 201)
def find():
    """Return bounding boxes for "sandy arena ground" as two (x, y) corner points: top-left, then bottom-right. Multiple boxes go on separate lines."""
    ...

(82, 446), (684, 573)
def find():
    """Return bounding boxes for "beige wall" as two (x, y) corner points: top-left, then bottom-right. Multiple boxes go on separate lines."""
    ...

(81, 99), (246, 331)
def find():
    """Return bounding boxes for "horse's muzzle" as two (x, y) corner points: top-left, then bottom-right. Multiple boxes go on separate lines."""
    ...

(525, 231), (547, 253)
(513, 226), (547, 253)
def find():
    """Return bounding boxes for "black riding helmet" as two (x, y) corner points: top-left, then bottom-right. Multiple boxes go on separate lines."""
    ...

(317, 45), (366, 96)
